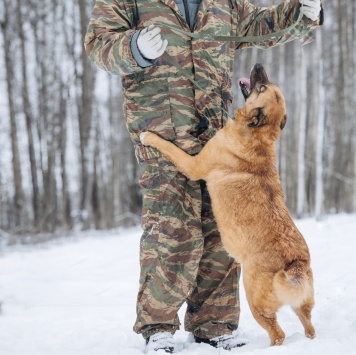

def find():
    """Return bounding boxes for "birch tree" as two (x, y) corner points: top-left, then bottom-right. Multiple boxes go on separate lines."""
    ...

(314, 30), (326, 220)
(296, 47), (307, 218)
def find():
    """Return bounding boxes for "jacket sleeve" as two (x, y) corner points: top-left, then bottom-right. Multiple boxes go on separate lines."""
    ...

(84, 0), (146, 75)
(235, 0), (323, 50)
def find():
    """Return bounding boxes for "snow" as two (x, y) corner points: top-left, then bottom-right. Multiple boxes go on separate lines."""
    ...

(1, 214), (356, 355)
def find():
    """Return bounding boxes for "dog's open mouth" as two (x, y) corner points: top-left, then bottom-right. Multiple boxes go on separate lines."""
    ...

(238, 77), (251, 101)
(238, 63), (270, 101)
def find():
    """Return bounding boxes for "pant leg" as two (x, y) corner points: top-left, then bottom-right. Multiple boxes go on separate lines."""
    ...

(184, 181), (241, 339)
(133, 147), (204, 339)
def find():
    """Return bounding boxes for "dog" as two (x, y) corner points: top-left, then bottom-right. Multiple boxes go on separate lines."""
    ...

(140, 63), (315, 346)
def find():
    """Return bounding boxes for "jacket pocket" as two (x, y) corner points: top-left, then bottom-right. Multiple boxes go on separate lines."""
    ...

(123, 75), (176, 143)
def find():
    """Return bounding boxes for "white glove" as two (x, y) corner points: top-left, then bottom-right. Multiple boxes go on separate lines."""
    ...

(300, 0), (321, 22)
(137, 24), (168, 60)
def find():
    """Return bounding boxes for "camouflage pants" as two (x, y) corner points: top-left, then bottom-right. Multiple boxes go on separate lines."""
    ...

(133, 144), (241, 340)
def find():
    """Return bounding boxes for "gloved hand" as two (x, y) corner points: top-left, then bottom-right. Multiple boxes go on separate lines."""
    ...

(137, 24), (168, 60)
(299, 0), (321, 21)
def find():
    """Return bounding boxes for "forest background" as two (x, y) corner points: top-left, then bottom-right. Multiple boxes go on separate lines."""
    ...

(0, 0), (354, 238)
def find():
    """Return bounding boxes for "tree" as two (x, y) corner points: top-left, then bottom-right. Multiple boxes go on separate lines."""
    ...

(0, 0), (355, 236)
(16, 0), (41, 230)
(1, 0), (25, 230)
(314, 29), (326, 220)
(77, 0), (95, 229)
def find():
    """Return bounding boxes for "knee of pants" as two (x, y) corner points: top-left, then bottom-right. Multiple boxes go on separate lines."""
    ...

(138, 154), (205, 290)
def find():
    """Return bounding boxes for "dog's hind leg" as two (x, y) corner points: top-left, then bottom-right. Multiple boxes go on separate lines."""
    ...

(291, 269), (315, 339)
(250, 305), (285, 346)
(244, 273), (285, 346)
(292, 298), (316, 339)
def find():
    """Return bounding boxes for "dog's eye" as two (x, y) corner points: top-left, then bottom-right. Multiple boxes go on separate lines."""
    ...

(258, 85), (267, 93)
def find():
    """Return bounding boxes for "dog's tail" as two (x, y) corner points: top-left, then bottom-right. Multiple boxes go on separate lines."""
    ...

(273, 260), (314, 308)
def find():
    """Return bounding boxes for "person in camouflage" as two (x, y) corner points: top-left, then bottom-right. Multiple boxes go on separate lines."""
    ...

(85, 0), (323, 351)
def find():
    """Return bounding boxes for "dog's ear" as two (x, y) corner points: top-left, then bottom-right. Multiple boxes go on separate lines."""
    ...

(248, 108), (266, 128)
(280, 115), (287, 130)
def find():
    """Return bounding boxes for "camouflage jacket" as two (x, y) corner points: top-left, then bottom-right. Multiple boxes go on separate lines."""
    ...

(85, 0), (322, 158)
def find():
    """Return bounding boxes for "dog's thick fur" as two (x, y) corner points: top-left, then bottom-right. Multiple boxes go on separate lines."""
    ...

(140, 64), (315, 346)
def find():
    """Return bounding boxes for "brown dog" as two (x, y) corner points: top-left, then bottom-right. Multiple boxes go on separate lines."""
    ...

(140, 64), (315, 346)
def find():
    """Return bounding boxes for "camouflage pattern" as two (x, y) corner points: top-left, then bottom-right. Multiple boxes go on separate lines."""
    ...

(85, 0), (322, 340)
(135, 156), (240, 338)
(85, 0), (322, 153)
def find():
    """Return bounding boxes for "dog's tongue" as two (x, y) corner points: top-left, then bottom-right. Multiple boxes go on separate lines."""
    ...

(238, 77), (251, 92)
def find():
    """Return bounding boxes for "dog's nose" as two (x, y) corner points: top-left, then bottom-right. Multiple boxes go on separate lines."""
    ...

(253, 63), (264, 71)
(250, 64), (270, 90)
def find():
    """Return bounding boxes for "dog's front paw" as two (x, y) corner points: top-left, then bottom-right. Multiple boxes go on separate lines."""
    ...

(140, 132), (152, 146)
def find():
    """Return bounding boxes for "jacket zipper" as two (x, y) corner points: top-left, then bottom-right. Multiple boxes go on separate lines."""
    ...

(182, 0), (192, 31)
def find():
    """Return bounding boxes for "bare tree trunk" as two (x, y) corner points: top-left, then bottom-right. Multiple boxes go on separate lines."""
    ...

(91, 123), (102, 230)
(30, 3), (50, 231)
(314, 30), (325, 220)
(353, 2), (356, 212)
(16, 0), (41, 230)
(108, 76), (118, 228)
(1, 0), (25, 230)
(77, 0), (95, 229)
(59, 82), (73, 230)
(41, 3), (56, 232)
(290, 42), (301, 214)
(343, 0), (354, 212)
(277, 44), (287, 195)
(330, 0), (346, 212)
(30, 16), (46, 226)
(297, 47), (307, 218)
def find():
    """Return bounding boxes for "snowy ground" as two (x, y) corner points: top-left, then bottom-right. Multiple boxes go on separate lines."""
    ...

(1, 214), (356, 355)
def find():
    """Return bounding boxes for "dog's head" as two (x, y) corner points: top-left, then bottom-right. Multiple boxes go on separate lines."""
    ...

(237, 64), (287, 141)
